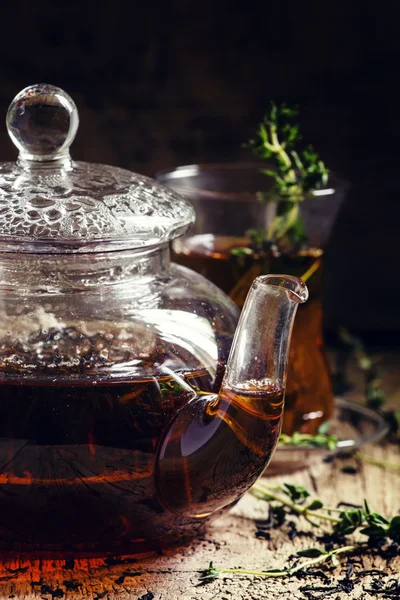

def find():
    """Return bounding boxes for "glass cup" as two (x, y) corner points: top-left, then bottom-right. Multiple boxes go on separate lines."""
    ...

(156, 162), (347, 434)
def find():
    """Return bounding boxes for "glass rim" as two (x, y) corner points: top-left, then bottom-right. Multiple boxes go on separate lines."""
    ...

(156, 161), (341, 203)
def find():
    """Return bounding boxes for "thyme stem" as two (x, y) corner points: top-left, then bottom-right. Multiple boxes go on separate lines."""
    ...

(251, 483), (342, 524)
(300, 257), (322, 283)
(355, 453), (400, 472)
(203, 545), (359, 581)
(269, 126), (294, 174)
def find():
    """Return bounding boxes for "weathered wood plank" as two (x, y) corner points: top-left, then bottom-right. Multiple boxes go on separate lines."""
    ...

(0, 440), (398, 600)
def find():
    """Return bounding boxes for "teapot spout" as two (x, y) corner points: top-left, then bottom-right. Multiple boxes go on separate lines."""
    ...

(223, 274), (309, 398)
(155, 275), (308, 519)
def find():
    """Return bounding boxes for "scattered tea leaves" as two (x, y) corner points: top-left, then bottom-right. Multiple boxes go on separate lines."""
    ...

(200, 482), (400, 590)
(281, 483), (311, 503)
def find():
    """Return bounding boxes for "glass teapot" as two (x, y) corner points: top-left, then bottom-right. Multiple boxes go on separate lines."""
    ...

(0, 84), (308, 553)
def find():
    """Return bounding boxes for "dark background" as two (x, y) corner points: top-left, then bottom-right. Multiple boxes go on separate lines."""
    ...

(0, 1), (398, 336)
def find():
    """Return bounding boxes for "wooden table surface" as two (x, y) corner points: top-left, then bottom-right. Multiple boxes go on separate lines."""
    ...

(0, 354), (399, 600)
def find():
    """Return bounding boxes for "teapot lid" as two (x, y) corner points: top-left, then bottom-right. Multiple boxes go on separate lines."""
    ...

(0, 84), (195, 253)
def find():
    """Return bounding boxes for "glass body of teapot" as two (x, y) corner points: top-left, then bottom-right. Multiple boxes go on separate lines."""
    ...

(0, 85), (307, 553)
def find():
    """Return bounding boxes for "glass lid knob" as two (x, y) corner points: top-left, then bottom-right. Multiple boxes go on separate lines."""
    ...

(6, 83), (79, 163)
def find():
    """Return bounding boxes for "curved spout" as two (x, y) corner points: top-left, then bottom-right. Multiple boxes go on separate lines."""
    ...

(155, 275), (308, 519)
(224, 274), (308, 393)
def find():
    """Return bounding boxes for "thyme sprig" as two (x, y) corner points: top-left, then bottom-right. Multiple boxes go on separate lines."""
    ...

(337, 327), (388, 411)
(279, 430), (339, 451)
(247, 103), (328, 200)
(199, 545), (356, 583)
(336, 327), (400, 442)
(250, 482), (341, 527)
(199, 482), (400, 585)
(242, 102), (329, 249)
